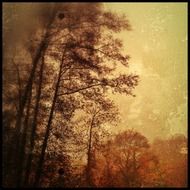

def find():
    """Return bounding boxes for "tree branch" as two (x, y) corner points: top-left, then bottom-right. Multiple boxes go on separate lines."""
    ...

(57, 83), (102, 96)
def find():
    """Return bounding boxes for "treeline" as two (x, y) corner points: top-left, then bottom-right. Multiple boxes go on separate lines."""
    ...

(45, 130), (187, 188)
(88, 131), (187, 187)
(16, 128), (186, 188)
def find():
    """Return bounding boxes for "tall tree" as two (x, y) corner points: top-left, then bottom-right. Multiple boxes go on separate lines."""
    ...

(84, 99), (119, 187)
(32, 4), (138, 186)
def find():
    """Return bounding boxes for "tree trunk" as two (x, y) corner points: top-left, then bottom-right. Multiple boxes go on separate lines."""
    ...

(86, 114), (95, 187)
(14, 6), (57, 155)
(23, 53), (45, 187)
(15, 40), (47, 139)
(16, 84), (32, 187)
(33, 51), (66, 187)
(14, 7), (57, 187)
(5, 59), (24, 186)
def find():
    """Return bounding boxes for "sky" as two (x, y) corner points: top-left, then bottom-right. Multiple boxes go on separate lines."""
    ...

(103, 3), (187, 141)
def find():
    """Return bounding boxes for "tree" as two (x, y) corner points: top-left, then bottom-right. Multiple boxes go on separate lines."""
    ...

(113, 130), (150, 187)
(84, 98), (119, 187)
(152, 134), (187, 187)
(93, 130), (153, 187)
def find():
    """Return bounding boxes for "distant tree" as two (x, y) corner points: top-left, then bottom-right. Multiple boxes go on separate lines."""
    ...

(113, 130), (150, 187)
(152, 134), (187, 187)
(93, 130), (159, 187)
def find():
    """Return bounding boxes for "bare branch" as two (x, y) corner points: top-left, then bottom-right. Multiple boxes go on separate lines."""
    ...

(57, 83), (102, 96)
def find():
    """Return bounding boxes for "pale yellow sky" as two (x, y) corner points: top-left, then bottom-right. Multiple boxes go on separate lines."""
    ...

(104, 3), (187, 141)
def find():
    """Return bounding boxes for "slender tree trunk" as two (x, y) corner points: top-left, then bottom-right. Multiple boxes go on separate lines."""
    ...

(33, 51), (66, 187)
(132, 150), (137, 186)
(14, 8), (57, 187)
(5, 60), (23, 186)
(14, 6), (57, 152)
(86, 115), (95, 187)
(16, 85), (32, 187)
(23, 54), (45, 187)
(15, 41), (47, 138)
(13, 38), (49, 184)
